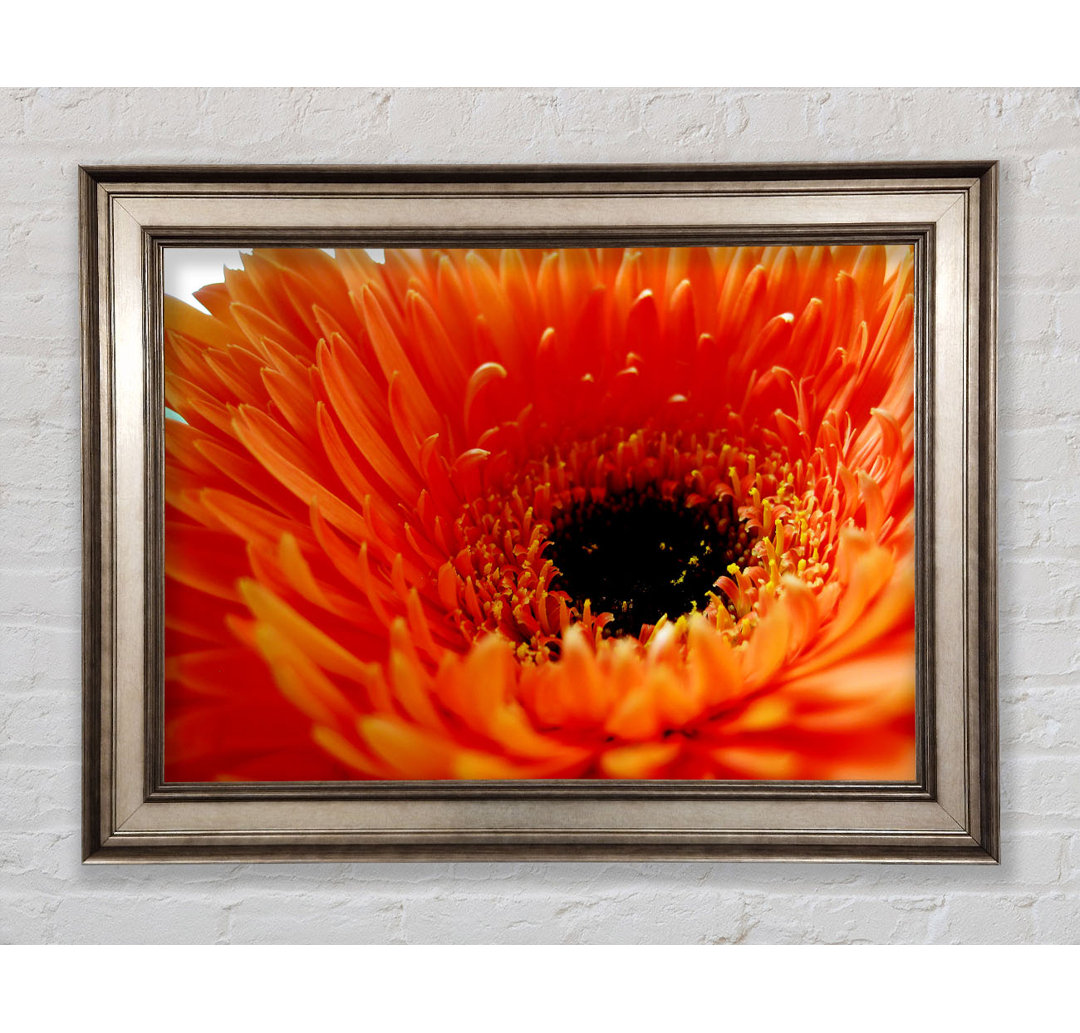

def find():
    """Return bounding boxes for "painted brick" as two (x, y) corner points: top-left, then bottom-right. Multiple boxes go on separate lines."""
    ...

(48, 894), (227, 944)
(225, 893), (407, 945)
(942, 894), (1038, 943)
(1000, 756), (1080, 823)
(1000, 682), (1080, 751)
(1032, 894), (1080, 941)
(741, 893), (950, 944)
(1000, 621), (1080, 680)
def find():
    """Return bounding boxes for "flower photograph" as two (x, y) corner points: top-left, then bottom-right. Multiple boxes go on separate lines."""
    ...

(162, 243), (916, 782)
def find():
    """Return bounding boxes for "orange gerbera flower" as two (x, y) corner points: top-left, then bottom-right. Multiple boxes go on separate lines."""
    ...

(163, 244), (916, 782)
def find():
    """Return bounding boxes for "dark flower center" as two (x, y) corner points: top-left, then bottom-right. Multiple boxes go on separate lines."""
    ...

(547, 487), (757, 637)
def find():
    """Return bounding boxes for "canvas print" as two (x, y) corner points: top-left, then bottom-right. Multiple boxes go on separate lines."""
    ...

(162, 244), (916, 782)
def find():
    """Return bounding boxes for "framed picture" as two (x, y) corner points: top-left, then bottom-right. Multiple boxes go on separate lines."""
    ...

(81, 163), (998, 861)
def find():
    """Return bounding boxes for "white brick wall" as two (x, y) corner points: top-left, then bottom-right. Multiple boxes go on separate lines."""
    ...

(2, 87), (1077, 944)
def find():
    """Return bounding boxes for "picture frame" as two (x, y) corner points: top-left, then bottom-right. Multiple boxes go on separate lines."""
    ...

(81, 162), (998, 862)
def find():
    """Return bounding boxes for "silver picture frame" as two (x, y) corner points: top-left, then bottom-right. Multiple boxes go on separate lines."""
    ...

(81, 163), (998, 862)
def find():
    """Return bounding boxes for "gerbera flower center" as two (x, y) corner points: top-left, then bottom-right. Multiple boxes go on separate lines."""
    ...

(547, 487), (755, 637)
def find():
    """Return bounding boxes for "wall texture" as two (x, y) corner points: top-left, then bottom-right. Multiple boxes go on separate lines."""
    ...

(2, 87), (1078, 944)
